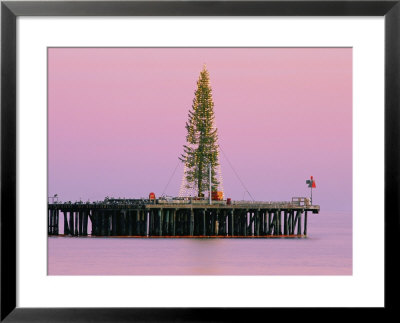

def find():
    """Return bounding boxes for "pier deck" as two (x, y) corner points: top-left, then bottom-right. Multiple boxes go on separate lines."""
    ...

(48, 200), (320, 238)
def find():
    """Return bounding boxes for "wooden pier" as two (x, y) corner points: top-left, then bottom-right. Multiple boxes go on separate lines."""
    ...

(48, 199), (320, 238)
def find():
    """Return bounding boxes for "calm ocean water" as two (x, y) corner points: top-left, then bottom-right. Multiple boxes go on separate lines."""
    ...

(48, 211), (352, 275)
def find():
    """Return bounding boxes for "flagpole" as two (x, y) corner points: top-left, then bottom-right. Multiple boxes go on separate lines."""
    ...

(306, 177), (315, 205)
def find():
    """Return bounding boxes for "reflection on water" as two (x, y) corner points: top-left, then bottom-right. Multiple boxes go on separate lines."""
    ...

(48, 211), (352, 275)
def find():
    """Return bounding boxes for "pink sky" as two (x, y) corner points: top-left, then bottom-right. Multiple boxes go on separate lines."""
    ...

(48, 48), (352, 212)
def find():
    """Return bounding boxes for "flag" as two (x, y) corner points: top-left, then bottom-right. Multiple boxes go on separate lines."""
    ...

(306, 176), (316, 188)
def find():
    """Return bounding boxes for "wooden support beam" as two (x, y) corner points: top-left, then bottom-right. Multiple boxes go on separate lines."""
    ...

(293, 210), (298, 235)
(97, 210), (101, 236)
(106, 211), (111, 236)
(211, 210), (214, 236)
(202, 209), (206, 236)
(99, 210), (103, 236)
(146, 210), (150, 236)
(246, 211), (249, 236)
(284, 210), (288, 235)
(89, 210), (94, 235)
(173, 209), (176, 236)
(179, 211), (183, 236)
(69, 211), (74, 236)
(255, 210), (260, 236)
(103, 210), (108, 236)
(187, 210), (191, 236)
(48, 209), (51, 235)
(194, 210), (198, 236)
(222, 210), (227, 236)
(146, 211), (150, 236)
(179, 211), (182, 236)
(77, 211), (82, 236)
(219, 210), (223, 236)
(165, 209), (169, 236)
(243, 211), (247, 236)
(139, 210), (143, 236)
(296, 210), (302, 236)
(98, 211), (103, 236)
(52, 209), (56, 235)
(215, 209), (219, 236)
(183, 210), (186, 236)
(104, 211), (112, 237)
(49, 209), (53, 235)
(304, 211), (308, 236)
(53, 209), (56, 235)
(207, 210), (211, 236)
(88, 211), (94, 229)
(127, 210), (132, 236)
(55, 209), (59, 235)
(74, 211), (78, 236)
(175, 211), (179, 236)
(101, 210), (105, 236)
(183, 210), (187, 236)
(236, 210), (240, 236)
(51, 210), (54, 235)
(158, 209), (162, 236)
(100, 210), (104, 236)
(222, 210), (226, 236)
(112, 210), (117, 236)
(98, 211), (102, 236)
(135, 209), (140, 235)
(276, 209), (281, 235)
(91, 210), (97, 236)
(230, 209), (234, 236)
(55, 209), (58, 235)
(245, 212), (248, 236)
(252, 211), (255, 236)
(170, 209), (174, 235)
(190, 208), (194, 236)
(155, 209), (159, 236)
(120, 210), (126, 236)
(148, 210), (153, 236)
(269, 211), (274, 235)
(237, 211), (241, 236)
(246, 211), (250, 236)
(290, 210), (295, 235)
(82, 210), (88, 236)
(225, 210), (229, 236)
(96, 210), (101, 236)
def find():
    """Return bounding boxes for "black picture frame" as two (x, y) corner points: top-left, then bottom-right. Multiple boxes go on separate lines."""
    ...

(1, 0), (398, 321)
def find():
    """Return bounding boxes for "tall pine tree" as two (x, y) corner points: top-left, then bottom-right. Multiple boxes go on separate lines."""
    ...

(180, 65), (220, 197)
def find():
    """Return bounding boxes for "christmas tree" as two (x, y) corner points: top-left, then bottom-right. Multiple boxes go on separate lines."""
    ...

(179, 65), (222, 198)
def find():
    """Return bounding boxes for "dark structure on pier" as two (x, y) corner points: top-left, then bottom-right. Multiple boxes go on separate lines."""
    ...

(48, 198), (320, 238)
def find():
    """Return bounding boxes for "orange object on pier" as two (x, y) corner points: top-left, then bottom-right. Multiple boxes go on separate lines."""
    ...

(211, 191), (223, 201)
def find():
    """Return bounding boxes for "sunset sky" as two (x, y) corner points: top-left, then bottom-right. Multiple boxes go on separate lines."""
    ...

(48, 48), (352, 212)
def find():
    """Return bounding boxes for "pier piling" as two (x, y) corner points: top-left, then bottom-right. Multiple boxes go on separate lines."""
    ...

(304, 211), (308, 236)
(48, 201), (319, 238)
